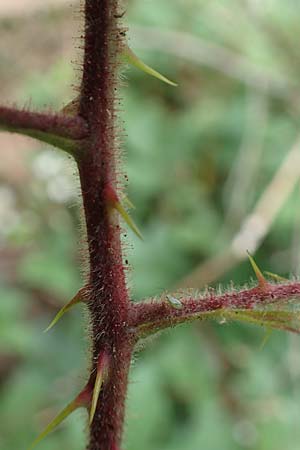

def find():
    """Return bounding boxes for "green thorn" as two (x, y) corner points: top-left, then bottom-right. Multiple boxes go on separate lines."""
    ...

(28, 400), (79, 450)
(259, 328), (273, 350)
(122, 194), (135, 210)
(28, 385), (91, 450)
(264, 271), (288, 282)
(44, 291), (82, 332)
(89, 371), (104, 425)
(114, 200), (143, 240)
(247, 251), (267, 287)
(122, 45), (178, 87)
(89, 352), (110, 425)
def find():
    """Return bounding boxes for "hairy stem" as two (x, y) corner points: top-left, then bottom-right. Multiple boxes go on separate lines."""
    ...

(77, 1), (131, 449)
(130, 281), (300, 337)
(3, 2), (300, 450)
(0, 106), (88, 152)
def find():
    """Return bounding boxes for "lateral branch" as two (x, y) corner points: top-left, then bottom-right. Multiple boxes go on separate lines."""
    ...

(130, 281), (300, 337)
(0, 106), (88, 152)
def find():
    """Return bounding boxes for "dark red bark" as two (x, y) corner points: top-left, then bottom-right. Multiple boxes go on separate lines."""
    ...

(77, 2), (132, 449)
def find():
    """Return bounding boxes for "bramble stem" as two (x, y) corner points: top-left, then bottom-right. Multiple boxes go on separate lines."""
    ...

(130, 281), (300, 337)
(77, 1), (132, 449)
(0, 106), (88, 152)
(2, 2), (300, 450)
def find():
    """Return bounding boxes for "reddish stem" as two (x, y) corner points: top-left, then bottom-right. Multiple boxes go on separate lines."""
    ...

(130, 281), (300, 336)
(0, 106), (88, 140)
(77, 1), (132, 449)
(3, 2), (300, 450)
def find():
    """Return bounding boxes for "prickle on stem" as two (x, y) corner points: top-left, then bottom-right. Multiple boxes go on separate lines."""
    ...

(28, 384), (91, 449)
(264, 271), (288, 282)
(259, 327), (273, 350)
(90, 351), (110, 425)
(247, 251), (269, 289)
(104, 185), (143, 240)
(44, 288), (84, 332)
(122, 44), (178, 87)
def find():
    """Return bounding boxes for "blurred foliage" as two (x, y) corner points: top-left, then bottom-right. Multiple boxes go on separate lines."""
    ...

(1, 1), (300, 449)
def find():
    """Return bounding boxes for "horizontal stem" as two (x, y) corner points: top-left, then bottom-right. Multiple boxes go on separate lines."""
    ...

(0, 106), (88, 151)
(130, 281), (300, 337)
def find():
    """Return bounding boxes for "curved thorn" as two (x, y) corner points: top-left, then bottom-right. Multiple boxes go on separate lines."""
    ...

(28, 385), (91, 449)
(122, 45), (178, 87)
(247, 251), (267, 288)
(89, 372), (104, 425)
(104, 185), (143, 240)
(90, 352), (110, 425)
(44, 289), (84, 332)
(259, 328), (273, 350)
(28, 401), (78, 450)
(122, 194), (135, 210)
(114, 200), (143, 240)
(264, 271), (288, 282)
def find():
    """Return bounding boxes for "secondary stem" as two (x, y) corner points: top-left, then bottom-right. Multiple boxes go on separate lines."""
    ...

(0, 106), (88, 152)
(130, 281), (300, 337)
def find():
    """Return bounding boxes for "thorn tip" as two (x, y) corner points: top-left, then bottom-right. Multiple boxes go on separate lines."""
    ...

(264, 271), (288, 282)
(247, 251), (267, 288)
(44, 290), (83, 332)
(105, 185), (143, 240)
(28, 384), (90, 450)
(122, 45), (178, 87)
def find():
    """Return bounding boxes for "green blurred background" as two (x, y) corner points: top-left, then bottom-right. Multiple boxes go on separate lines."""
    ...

(1, 1), (300, 449)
